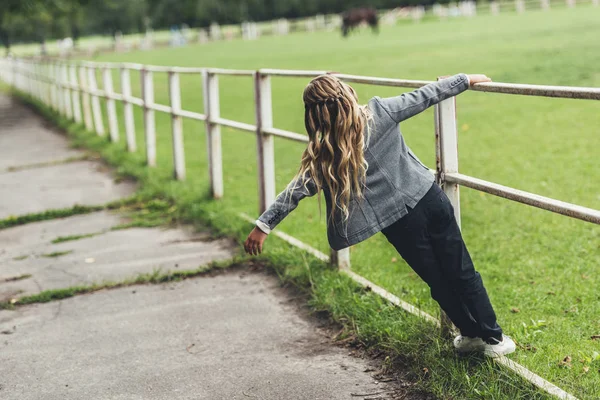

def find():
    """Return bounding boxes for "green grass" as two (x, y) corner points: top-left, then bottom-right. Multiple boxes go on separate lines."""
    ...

(0, 204), (104, 230)
(8, 6), (600, 399)
(0, 258), (240, 310)
(51, 233), (98, 244)
(41, 250), (74, 258)
(1, 274), (32, 283)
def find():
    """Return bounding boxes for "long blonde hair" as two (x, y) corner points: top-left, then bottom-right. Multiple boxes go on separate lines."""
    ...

(293, 74), (370, 222)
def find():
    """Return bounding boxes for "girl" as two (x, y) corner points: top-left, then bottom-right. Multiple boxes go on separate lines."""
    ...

(244, 73), (516, 357)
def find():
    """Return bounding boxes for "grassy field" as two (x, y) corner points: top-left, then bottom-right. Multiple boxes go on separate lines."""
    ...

(21, 6), (600, 399)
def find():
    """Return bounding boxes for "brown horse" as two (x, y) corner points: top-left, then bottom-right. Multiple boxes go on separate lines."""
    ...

(341, 7), (379, 37)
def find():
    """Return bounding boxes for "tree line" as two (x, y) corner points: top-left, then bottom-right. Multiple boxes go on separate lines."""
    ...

(1, 0), (452, 53)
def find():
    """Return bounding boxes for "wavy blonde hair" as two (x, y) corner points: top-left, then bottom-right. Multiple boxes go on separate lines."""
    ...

(293, 74), (370, 222)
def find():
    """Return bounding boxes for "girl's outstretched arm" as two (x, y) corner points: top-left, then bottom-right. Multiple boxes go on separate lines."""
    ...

(244, 173), (317, 255)
(373, 74), (491, 123)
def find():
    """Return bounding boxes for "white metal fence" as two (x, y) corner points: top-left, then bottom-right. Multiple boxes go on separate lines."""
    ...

(2, 57), (598, 400)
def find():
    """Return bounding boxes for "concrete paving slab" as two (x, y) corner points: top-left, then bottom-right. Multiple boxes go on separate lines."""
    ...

(0, 95), (84, 170)
(0, 270), (397, 400)
(0, 217), (237, 299)
(0, 211), (124, 254)
(0, 160), (136, 219)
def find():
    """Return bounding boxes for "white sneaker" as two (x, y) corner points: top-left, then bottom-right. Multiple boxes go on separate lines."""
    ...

(453, 335), (485, 353)
(482, 335), (516, 358)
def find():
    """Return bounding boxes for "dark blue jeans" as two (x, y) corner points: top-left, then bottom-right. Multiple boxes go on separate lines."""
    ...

(382, 182), (503, 341)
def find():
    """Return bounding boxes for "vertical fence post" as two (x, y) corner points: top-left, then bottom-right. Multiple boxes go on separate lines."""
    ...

(26, 61), (33, 97)
(103, 66), (120, 142)
(31, 63), (40, 101)
(254, 71), (276, 214)
(331, 248), (351, 270)
(79, 66), (94, 131)
(44, 61), (51, 105)
(438, 98), (461, 227)
(36, 62), (44, 102)
(435, 93), (461, 337)
(69, 64), (82, 124)
(120, 67), (137, 152)
(141, 68), (157, 167)
(49, 63), (57, 111)
(168, 70), (186, 180)
(87, 66), (105, 135)
(202, 70), (223, 198)
(55, 63), (65, 115)
(62, 64), (73, 120)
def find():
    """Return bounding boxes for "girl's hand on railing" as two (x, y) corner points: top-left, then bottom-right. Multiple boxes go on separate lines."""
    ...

(244, 227), (267, 255)
(467, 74), (492, 86)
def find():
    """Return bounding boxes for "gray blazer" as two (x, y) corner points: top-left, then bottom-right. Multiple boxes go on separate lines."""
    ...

(257, 73), (470, 250)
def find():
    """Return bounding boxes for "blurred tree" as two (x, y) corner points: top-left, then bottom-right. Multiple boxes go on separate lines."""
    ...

(4, 0), (458, 48)
(51, 0), (91, 48)
(0, 0), (28, 55)
(85, 0), (147, 38)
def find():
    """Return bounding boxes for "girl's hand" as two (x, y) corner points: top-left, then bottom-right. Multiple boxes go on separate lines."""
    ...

(244, 227), (267, 256)
(467, 74), (492, 86)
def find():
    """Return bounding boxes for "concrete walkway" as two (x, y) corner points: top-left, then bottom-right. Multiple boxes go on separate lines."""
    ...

(0, 95), (409, 399)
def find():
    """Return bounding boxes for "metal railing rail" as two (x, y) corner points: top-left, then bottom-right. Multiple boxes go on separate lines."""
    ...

(2, 57), (596, 400)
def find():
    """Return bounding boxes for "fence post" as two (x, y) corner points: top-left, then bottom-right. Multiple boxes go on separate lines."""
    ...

(141, 68), (157, 167)
(62, 64), (73, 120)
(202, 70), (223, 198)
(49, 63), (57, 111)
(44, 61), (51, 105)
(120, 67), (137, 152)
(79, 66), (94, 131)
(54, 63), (64, 115)
(331, 248), (351, 270)
(87, 66), (105, 135)
(69, 65), (82, 124)
(435, 93), (461, 337)
(103, 66), (120, 142)
(438, 98), (461, 227)
(254, 71), (276, 214)
(31, 63), (40, 101)
(168, 71), (186, 180)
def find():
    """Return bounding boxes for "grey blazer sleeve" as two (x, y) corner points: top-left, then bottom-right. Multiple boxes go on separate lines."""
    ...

(257, 173), (318, 232)
(373, 73), (470, 123)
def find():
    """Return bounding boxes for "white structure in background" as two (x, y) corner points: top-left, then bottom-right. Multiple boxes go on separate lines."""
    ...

(516, 0), (526, 13)
(275, 19), (290, 35)
(490, 1), (500, 14)
(169, 26), (187, 47)
(305, 18), (316, 32)
(459, 1), (477, 17)
(411, 6), (425, 22)
(241, 22), (259, 40)
(327, 14), (343, 30)
(139, 29), (154, 50)
(114, 31), (124, 51)
(181, 24), (191, 40)
(381, 9), (399, 24)
(315, 14), (326, 30)
(210, 22), (222, 40)
(566, 0), (576, 7)
(198, 29), (209, 43)
(593, 0), (599, 6)
(448, 3), (461, 16)
(433, 4), (449, 18)
(541, 0), (550, 10)
(58, 37), (73, 57)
